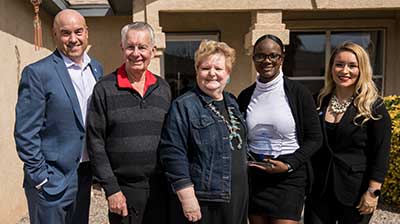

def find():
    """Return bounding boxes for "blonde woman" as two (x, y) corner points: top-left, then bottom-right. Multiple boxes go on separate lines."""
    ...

(304, 42), (392, 224)
(159, 40), (248, 224)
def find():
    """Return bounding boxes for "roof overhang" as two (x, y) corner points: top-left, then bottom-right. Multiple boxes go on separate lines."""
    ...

(107, 0), (132, 16)
(41, 0), (132, 16)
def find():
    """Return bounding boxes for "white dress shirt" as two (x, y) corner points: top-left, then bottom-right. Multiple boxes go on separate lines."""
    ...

(61, 52), (97, 162)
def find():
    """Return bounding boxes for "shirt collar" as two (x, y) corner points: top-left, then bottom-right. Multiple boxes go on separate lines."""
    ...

(256, 70), (283, 91)
(59, 50), (91, 69)
(116, 63), (157, 95)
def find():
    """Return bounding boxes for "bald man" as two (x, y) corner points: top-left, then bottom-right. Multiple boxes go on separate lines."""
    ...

(14, 9), (103, 224)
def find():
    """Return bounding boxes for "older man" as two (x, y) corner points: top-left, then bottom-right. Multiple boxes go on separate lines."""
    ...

(86, 22), (171, 224)
(14, 9), (103, 224)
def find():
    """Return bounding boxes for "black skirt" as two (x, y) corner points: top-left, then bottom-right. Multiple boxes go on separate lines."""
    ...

(248, 160), (307, 221)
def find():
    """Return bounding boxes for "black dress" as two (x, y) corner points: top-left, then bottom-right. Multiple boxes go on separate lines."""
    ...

(168, 100), (248, 224)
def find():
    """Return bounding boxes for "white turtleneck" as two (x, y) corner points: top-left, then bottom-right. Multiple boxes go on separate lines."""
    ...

(246, 71), (299, 158)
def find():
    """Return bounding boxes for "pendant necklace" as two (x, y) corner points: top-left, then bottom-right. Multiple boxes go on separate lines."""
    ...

(330, 94), (353, 114)
(207, 103), (243, 150)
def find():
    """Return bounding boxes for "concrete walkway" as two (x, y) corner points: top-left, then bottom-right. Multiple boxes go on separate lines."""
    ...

(18, 186), (400, 224)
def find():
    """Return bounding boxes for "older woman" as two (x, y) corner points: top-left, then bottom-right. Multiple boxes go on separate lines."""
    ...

(159, 40), (248, 224)
(237, 34), (322, 224)
(304, 42), (391, 224)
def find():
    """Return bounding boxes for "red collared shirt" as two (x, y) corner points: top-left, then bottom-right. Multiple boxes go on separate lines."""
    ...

(116, 63), (157, 96)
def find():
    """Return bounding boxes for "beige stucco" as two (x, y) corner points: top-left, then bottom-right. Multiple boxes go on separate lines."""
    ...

(142, 0), (400, 11)
(0, 0), (55, 223)
(86, 16), (132, 74)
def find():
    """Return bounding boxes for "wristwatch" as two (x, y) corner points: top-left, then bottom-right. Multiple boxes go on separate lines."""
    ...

(368, 187), (381, 197)
(285, 162), (294, 173)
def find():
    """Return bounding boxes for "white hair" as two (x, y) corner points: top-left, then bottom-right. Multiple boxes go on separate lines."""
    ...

(121, 22), (155, 47)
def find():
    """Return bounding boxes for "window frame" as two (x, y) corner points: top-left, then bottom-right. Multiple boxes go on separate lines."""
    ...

(162, 32), (220, 98)
(285, 28), (386, 93)
(285, 18), (395, 94)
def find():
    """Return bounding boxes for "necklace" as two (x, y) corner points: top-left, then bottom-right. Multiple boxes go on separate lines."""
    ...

(330, 95), (353, 114)
(207, 103), (243, 150)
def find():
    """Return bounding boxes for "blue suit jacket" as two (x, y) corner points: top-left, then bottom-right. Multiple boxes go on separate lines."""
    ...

(14, 50), (103, 195)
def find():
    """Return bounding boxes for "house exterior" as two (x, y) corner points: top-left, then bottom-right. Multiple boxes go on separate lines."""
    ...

(2, 0), (400, 222)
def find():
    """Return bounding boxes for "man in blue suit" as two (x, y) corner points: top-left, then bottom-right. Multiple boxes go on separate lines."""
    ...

(14, 9), (103, 224)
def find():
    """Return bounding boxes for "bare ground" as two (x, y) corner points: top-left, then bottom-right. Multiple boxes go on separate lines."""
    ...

(17, 186), (400, 224)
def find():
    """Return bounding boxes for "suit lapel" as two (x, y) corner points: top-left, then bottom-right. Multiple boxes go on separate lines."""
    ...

(319, 100), (334, 154)
(52, 51), (84, 129)
(89, 62), (102, 81)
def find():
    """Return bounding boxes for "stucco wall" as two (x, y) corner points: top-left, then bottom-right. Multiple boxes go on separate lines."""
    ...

(86, 16), (132, 75)
(0, 0), (55, 223)
(142, 0), (400, 12)
(160, 12), (253, 96)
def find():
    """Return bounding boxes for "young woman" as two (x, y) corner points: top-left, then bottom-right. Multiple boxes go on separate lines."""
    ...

(237, 34), (322, 224)
(304, 42), (391, 224)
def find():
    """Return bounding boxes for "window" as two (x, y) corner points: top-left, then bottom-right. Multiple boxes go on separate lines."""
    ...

(283, 30), (384, 95)
(164, 33), (219, 98)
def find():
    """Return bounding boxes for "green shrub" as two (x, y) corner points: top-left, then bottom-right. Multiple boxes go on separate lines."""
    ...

(382, 95), (400, 206)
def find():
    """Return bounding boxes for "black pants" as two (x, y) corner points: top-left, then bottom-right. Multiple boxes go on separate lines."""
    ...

(304, 196), (373, 224)
(71, 162), (93, 224)
(109, 177), (169, 224)
(108, 188), (148, 224)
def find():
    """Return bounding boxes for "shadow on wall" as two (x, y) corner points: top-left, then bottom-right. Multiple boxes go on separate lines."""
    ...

(0, 0), (55, 87)
(132, 0), (159, 15)
(85, 16), (132, 74)
(0, 0), (55, 51)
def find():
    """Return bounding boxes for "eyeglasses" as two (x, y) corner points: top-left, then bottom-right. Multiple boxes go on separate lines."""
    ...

(253, 53), (282, 63)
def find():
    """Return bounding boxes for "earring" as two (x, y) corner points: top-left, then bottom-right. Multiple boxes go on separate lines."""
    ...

(227, 77), (231, 84)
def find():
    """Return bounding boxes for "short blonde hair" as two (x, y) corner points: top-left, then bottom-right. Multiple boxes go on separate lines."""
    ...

(194, 40), (236, 73)
(318, 41), (380, 125)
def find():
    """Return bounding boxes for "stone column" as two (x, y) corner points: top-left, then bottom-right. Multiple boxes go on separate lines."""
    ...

(244, 10), (289, 54)
(244, 10), (289, 80)
(132, 0), (166, 77)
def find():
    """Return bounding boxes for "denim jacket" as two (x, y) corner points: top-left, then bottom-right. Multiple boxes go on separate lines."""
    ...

(159, 87), (247, 202)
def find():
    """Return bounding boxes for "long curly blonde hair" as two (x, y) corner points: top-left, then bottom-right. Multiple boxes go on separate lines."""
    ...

(318, 42), (381, 125)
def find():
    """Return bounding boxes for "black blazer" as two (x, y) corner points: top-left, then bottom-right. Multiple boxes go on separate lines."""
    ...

(310, 95), (391, 206)
(237, 77), (322, 174)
